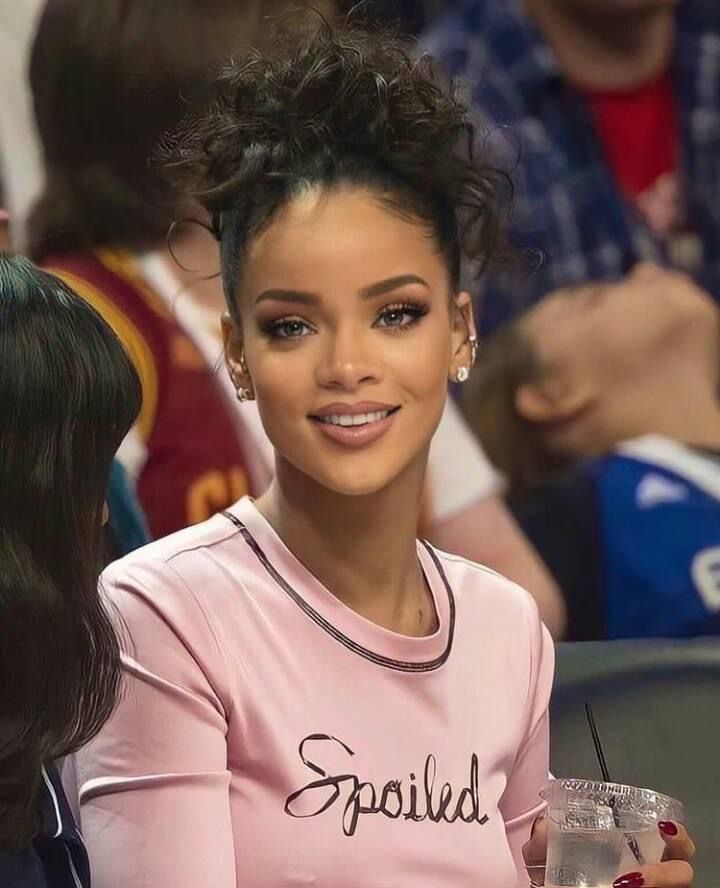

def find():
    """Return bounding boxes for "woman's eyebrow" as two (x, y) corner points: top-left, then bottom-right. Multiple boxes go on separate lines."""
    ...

(359, 274), (430, 300)
(255, 288), (318, 306)
(255, 275), (429, 306)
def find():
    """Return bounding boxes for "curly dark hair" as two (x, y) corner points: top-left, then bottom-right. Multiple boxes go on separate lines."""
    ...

(164, 16), (511, 315)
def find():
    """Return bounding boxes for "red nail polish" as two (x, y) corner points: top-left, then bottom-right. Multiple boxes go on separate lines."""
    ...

(613, 874), (645, 888)
(659, 820), (678, 837)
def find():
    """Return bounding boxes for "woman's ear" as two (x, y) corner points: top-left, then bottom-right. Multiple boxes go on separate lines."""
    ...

(449, 291), (478, 382)
(222, 313), (254, 402)
(516, 376), (594, 424)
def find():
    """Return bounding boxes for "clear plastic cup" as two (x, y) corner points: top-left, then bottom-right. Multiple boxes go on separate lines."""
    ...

(538, 778), (684, 888)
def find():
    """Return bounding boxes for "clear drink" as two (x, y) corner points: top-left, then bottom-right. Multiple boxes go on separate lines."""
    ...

(546, 823), (665, 887)
(541, 779), (684, 888)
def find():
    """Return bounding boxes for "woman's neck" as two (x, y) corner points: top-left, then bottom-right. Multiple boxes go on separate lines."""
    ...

(524, 0), (676, 90)
(255, 453), (436, 636)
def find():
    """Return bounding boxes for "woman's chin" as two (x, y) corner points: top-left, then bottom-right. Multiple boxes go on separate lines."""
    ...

(309, 468), (397, 498)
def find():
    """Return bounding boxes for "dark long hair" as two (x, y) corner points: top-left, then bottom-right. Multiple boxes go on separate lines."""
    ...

(0, 253), (141, 849)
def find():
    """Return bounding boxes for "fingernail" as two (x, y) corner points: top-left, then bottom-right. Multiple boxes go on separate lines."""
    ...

(613, 874), (644, 888)
(659, 820), (678, 837)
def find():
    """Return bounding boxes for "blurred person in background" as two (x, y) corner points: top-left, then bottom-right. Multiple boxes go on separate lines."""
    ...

(24, 0), (564, 633)
(424, 0), (720, 331)
(465, 263), (720, 641)
(0, 253), (141, 888)
(26, 0), (281, 541)
(0, 170), (9, 252)
(0, 0), (44, 248)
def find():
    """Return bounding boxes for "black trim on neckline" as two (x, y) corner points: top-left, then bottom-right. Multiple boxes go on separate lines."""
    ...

(222, 510), (455, 673)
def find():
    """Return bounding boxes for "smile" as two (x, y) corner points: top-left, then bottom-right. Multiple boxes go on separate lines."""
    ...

(316, 410), (393, 427)
(309, 404), (401, 449)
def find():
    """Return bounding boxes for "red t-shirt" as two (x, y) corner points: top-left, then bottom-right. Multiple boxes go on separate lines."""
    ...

(46, 249), (252, 539)
(582, 71), (684, 239)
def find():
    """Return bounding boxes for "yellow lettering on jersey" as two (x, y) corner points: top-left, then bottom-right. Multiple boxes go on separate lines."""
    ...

(187, 468), (249, 525)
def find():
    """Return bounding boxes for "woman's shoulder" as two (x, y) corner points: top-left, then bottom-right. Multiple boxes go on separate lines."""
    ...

(428, 543), (545, 634)
(428, 545), (554, 712)
(101, 507), (257, 628)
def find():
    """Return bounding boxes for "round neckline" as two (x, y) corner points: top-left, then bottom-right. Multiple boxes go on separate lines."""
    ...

(226, 497), (454, 672)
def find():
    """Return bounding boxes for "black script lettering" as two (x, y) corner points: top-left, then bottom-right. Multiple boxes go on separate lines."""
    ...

(343, 781), (377, 838)
(284, 734), (357, 820)
(404, 772), (425, 822)
(452, 755), (489, 825)
(423, 755), (438, 820)
(379, 781), (403, 819)
(285, 734), (491, 837)
(434, 782), (455, 822)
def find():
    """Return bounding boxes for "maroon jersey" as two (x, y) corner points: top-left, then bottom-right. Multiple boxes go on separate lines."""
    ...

(46, 249), (250, 538)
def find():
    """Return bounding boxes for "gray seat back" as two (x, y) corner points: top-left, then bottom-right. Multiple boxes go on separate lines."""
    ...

(551, 639), (720, 888)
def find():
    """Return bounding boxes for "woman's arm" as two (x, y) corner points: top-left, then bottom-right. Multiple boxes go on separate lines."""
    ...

(74, 559), (237, 888)
(499, 611), (555, 886)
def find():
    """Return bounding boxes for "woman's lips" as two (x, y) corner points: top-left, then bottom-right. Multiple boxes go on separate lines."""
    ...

(310, 406), (400, 449)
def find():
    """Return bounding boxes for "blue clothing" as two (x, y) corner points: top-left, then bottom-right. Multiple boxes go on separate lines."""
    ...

(106, 459), (150, 557)
(0, 764), (89, 888)
(424, 0), (720, 330)
(514, 437), (720, 640)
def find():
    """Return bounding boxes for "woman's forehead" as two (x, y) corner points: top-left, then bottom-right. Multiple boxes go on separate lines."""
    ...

(241, 187), (448, 291)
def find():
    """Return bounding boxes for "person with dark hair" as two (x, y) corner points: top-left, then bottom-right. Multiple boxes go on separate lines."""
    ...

(464, 264), (720, 642)
(72, 21), (695, 888)
(0, 252), (142, 887)
(26, 0), (278, 540)
(424, 0), (720, 331)
(24, 0), (565, 632)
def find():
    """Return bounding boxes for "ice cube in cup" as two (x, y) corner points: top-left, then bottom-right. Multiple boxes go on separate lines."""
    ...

(540, 779), (684, 888)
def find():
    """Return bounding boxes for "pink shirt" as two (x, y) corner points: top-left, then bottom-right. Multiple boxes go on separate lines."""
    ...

(75, 498), (553, 888)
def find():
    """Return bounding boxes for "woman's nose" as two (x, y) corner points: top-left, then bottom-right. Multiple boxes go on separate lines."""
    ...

(315, 327), (381, 391)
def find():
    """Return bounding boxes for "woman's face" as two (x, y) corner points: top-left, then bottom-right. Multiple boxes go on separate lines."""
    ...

(227, 186), (473, 496)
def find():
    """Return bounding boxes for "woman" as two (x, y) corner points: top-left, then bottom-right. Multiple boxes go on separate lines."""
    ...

(0, 253), (142, 886)
(25, 0), (563, 633)
(464, 264), (720, 641)
(72, 22), (695, 887)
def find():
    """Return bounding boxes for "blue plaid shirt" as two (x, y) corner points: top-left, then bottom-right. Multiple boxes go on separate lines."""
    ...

(424, 0), (720, 331)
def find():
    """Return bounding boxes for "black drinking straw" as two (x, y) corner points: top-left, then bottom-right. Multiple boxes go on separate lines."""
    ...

(584, 702), (645, 865)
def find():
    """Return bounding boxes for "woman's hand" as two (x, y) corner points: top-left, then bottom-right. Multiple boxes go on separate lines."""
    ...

(523, 817), (695, 887)
(613, 821), (695, 888)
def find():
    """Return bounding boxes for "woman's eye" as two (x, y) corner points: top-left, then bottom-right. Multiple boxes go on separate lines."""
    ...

(265, 318), (313, 339)
(375, 303), (428, 330)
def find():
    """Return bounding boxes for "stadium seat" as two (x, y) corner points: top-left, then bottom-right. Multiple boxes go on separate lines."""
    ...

(551, 638), (720, 888)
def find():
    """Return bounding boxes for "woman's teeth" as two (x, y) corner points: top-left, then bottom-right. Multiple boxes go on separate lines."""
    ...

(317, 410), (391, 427)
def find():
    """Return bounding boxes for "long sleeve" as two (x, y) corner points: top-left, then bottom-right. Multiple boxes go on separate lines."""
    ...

(74, 558), (237, 888)
(499, 613), (555, 887)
